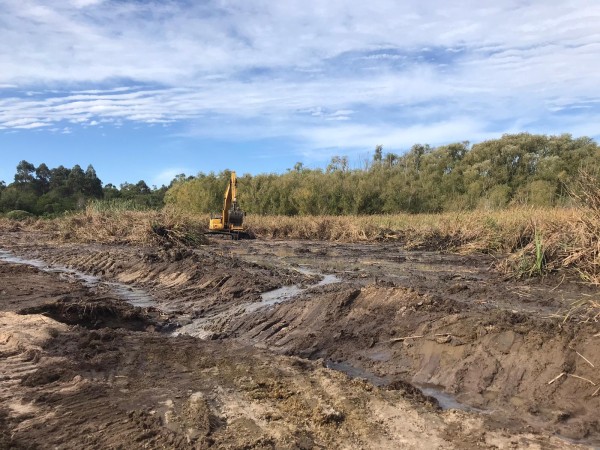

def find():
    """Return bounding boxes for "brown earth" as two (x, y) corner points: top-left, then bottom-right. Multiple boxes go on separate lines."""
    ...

(0, 229), (598, 449)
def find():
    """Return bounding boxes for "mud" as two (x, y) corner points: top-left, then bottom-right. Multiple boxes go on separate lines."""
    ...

(0, 229), (598, 448)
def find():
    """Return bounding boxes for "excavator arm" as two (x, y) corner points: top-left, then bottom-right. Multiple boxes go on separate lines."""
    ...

(221, 173), (234, 226)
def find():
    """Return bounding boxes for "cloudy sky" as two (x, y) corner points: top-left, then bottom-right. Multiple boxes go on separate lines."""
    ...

(1, 0), (599, 186)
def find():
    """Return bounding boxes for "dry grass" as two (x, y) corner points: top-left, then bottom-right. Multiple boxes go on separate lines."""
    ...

(3, 203), (600, 286)
(0, 205), (209, 247)
(3, 199), (600, 321)
(245, 208), (573, 253)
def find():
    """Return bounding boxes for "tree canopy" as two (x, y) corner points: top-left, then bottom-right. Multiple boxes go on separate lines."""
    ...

(0, 161), (167, 215)
(165, 133), (600, 215)
(3, 133), (598, 216)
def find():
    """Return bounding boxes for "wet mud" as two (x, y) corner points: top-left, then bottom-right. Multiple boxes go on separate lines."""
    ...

(0, 229), (598, 449)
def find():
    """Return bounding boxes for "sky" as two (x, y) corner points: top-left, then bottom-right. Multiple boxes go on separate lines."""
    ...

(1, 0), (599, 187)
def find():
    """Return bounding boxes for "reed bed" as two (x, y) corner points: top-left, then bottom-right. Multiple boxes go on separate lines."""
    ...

(245, 208), (573, 252)
(3, 204), (600, 287)
(1, 204), (209, 247)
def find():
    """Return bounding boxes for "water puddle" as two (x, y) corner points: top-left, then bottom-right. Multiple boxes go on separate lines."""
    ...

(324, 358), (485, 414)
(174, 268), (341, 338)
(255, 285), (305, 309)
(243, 268), (340, 313)
(0, 249), (156, 308)
(325, 360), (389, 386)
(104, 282), (156, 308)
(415, 383), (486, 413)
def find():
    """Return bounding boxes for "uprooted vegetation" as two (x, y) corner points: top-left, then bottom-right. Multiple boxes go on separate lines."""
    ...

(2, 207), (600, 447)
(0, 206), (209, 246)
(2, 203), (599, 284)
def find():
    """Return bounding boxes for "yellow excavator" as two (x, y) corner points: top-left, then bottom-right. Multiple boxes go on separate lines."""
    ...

(208, 171), (252, 239)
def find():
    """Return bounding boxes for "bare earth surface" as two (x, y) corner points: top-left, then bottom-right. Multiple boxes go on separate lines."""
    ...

(0, 229), (599, 449)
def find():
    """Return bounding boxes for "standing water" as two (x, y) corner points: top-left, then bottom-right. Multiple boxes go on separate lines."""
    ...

(174, 268), (341, 338)
(0, 249), (156, 308)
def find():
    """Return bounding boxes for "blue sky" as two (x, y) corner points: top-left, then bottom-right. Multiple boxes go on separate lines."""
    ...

(1, 0), (599, 186)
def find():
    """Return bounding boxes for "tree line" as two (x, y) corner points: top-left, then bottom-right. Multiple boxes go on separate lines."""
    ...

(3, 133), (598, 217)
(165, 133), (600, 215)
(0, 161), (167, 215)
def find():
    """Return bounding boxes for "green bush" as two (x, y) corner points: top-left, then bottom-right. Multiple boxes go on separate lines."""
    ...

(5, 210), (34, 220)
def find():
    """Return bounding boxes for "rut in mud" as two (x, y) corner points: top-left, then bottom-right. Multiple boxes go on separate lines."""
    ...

(1, 261), (550, 449)
(0, 229), (598, 448)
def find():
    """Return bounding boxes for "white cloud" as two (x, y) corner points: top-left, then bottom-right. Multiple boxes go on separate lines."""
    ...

(297, 118), (498, 158)
(152, 168), (189, 187)
(0, 0), (598, 151)
(16, 122), (48, 129)
(70, 0), (104, 8)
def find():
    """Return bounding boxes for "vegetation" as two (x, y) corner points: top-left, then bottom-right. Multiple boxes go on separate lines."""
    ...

(3, 204), (209, 247)
(3, 133), (598, 217)
(2, 132), (600, 289)
(166, 133), (600, 214)
(0, 161), (167, 215)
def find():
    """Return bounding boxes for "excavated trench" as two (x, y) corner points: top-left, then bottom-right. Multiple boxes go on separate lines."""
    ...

(0, 249), (157, 308)
(1, 233), (600, 448)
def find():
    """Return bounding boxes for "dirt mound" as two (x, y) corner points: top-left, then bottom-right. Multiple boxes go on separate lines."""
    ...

(226, 284), (600, 443)
(0, 312), (70, 444)
(20, 297), (168, 331)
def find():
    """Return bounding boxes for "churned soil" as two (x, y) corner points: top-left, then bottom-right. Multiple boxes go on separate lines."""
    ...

(0, 229), (597, 449)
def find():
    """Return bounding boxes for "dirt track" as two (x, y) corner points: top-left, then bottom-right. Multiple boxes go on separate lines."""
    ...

(1, 229), (599, 449)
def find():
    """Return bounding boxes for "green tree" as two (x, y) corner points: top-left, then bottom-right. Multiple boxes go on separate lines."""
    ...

(103, 183), (121, 200)
(34, 163), (51, 195)
(374, 145), (383, 163)
(14, 160), (36, 185)
(84, 165), (103, 198)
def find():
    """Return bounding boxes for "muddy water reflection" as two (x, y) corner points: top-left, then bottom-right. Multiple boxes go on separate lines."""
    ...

(0, 249), (156, 308)
(325, 359), (485, 413)
(416, 383), (486, 413)
(248, 270), (340, 312)
(325, 360), (389, 386)
(175, 270), (341, 338)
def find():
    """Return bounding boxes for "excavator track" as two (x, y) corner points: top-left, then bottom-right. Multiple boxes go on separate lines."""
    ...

(205, 230), (255, 240)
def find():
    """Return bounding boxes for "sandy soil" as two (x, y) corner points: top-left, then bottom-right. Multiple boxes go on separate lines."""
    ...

(0, 229), (598, 449)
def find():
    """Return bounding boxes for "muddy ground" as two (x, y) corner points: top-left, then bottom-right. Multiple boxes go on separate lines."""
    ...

(0, 229), (599, 449)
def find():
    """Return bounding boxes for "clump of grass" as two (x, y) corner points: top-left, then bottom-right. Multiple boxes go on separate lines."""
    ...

(5, 210), (34, 220)
(149, 221), (208, 247)
(498, 170), (600, 290)
(0, 212), (40, 232)
(49, 205), (208, 247)
(563, 170), (600, 283)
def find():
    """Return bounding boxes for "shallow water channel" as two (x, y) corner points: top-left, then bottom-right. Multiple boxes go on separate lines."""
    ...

(1, 249), (482, 414)
(174, 268), (341, 338)
(0, 249), (156, 308)
(325, 359), (484, 413)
